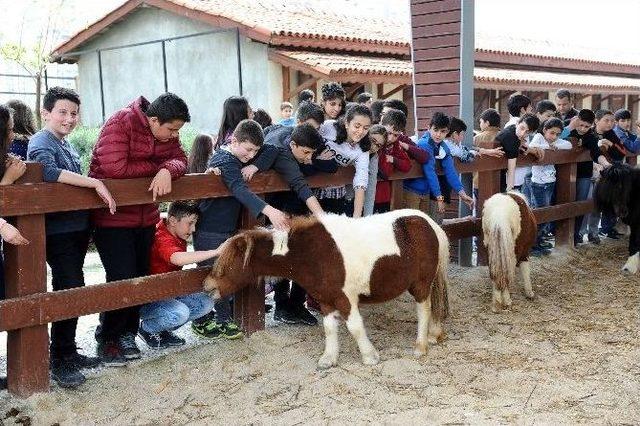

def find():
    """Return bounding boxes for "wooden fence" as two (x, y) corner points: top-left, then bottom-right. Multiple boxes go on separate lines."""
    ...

(0, 147), (633, 397)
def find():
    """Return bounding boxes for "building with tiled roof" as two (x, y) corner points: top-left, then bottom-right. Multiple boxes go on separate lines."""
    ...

(52, 0), (640, 131)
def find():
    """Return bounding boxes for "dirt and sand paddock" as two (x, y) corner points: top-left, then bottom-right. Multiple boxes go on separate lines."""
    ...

(0, 239), (638, 424)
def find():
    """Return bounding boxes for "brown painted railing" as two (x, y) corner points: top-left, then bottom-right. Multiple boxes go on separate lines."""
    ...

(0, 147), (633, 397)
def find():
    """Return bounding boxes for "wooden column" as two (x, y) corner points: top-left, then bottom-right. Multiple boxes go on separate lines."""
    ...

(554, 162), (577, 247)
(4, 164), (49, 396)
(234, 209), (265, 335)
(282, 66), (290, 102)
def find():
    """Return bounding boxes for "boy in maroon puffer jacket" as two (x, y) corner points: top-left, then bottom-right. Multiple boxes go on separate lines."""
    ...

(89, 93), (189, 366)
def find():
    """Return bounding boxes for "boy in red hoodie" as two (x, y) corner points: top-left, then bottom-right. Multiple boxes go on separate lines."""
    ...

(374, 109), (412, 213)
(89, 93), (189, 366)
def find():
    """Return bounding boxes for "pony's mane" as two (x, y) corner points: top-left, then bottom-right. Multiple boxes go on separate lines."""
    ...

(212, 216), (319, 276)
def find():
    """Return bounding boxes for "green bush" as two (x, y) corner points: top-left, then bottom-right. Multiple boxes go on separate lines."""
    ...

(68, 125), (201, 175)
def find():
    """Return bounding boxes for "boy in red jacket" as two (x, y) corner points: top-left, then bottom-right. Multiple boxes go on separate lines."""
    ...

(374, 109), (412, 213)
(90, 93), (189, 366)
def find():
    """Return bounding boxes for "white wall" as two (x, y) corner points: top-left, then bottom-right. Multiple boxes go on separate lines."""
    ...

(75, 7), (270, 133)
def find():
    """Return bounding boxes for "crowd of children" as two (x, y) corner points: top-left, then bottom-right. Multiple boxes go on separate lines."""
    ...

(0, 84), (637, 389)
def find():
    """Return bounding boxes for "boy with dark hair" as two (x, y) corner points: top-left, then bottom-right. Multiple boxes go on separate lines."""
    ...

(495, 113), (541, 191)
(245, 123), (326, 325)
(298, 89), (315, 104)
(139, 201), (223, 348)
(90, 92), (189, 365)
(376, 114), (412, 213)
(561, 109), (602, 245)
(403, 112), (473, 223)
(613, 108), (640, 154)
(280, 101), (295, 127)
(192, 120), (291, 336)
(506, 94), (532, 126)
(382, 108), (429, 165)
(555, 89), (579, 122)
(355, 92), (373, 107)
(475, 108), (501, 147)
(592, 109), (626, 239)
(28, 86), (117, 387)
(382, 99), (409, 118)
(370, 100), (385, 124)
(536, 100), (557, 124)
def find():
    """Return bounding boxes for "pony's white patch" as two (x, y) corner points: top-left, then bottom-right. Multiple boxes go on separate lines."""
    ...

(622, 252), (639, 274)
(520, 261), (534, 298)
(319, 209), (443, 299)
(345, 308), (379, 365)
(414, 300), (430, 356)
(318, 311), (340, 369)
(271, 229), (290, 256)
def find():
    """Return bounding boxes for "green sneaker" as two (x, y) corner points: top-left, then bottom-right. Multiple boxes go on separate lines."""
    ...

(191, 318), (224, 339)
(220, 321), (244, 340)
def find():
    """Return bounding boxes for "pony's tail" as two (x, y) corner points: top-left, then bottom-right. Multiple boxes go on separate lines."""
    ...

(483, 219), (516, 292)
(430, 223), (450, 323)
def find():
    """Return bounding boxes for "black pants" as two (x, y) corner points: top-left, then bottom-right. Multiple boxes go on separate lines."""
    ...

(46, 230), (90, 358)
(319, 198), (346, 215)
(373, 202), (391, 214)
(273, 279), (306, 310)
(94, 226), (155, 342)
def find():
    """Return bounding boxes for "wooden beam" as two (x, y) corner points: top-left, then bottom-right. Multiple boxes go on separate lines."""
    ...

(346, 83), (364, 100)
(288, 76), (318, 100)
(282, 65), (290, 102)
(380, 84), (407, 99)
(377, 83), (384, 99)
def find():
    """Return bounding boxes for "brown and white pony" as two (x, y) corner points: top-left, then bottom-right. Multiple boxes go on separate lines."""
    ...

(482, 192), (537, 312)
(204, 209), (450, 368)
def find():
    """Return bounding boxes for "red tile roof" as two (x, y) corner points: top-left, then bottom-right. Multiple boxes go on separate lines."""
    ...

(269, 50), (412, 84)
(474, 68), (640, 95)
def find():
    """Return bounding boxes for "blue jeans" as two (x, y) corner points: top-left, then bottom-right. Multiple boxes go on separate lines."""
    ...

(140, 293), (214, 333)
(194, 230), (234, 324)
(531, 181), (555, 241)
(575, 177), (593, 239)
(522, 172), (533, 205)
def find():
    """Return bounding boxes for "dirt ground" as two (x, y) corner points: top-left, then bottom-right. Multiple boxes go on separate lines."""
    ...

(0, 239), (638, 425)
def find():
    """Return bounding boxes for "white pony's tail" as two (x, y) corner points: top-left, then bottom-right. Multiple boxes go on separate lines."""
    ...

(482, 194), (520, 292)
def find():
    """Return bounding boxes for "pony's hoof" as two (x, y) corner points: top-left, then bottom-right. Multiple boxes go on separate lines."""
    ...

(491, 303), (502, 313)
(362, 351), (380, 366)
(622, 254), (639, 274)
(525, 291), (535, 300)
(317, 355), (337, 370)
(413, 343), (428, 357)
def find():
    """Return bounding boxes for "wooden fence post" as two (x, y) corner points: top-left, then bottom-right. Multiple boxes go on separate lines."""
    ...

(4, 164), (49, 396)
(234, 208), (265, 335)
(390, 180), (404, 211)
(476, 169), (501, 265)
(554, 162), (577, 248)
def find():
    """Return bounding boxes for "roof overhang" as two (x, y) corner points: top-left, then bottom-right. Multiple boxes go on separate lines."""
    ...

(268, 49), (412, 85)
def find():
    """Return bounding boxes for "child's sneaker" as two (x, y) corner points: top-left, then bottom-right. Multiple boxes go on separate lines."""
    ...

(118, 333), (141, 360)
(220, 321), (244, 340)
(191, 318), (224, 339)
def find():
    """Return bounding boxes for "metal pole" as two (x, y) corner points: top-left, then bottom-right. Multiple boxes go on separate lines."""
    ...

(97, 50), (106, 123)
(44, 68), (49, 91)
(236, 28), (243, 96)
(161, 41), (168, 92)
(458, 0), (475, 266)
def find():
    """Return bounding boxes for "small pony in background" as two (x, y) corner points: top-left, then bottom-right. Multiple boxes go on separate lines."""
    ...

(204, 209), (450, 368)
(595, 163), (640, 273)
(482, 192), (537, 312)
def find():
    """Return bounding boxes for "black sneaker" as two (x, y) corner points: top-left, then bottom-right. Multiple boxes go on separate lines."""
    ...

(273, 307), (300, 324)
(98, 340), (127, 367)
(118, 334), (141, 360)
(0, 376), (6, 390)
(606, 231), (621, 240)
(51, 359), (86, 388)
(531, 246), (551, 257)
(537, 240), (553, 249)
(291, 306), (318, 326)
(588, 233), (601, 245)
(138, 329), (185, 349)
(61, 352), (101, 369)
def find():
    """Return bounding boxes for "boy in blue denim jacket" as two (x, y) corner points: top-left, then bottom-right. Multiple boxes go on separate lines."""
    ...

(403, 112), (474, 223)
